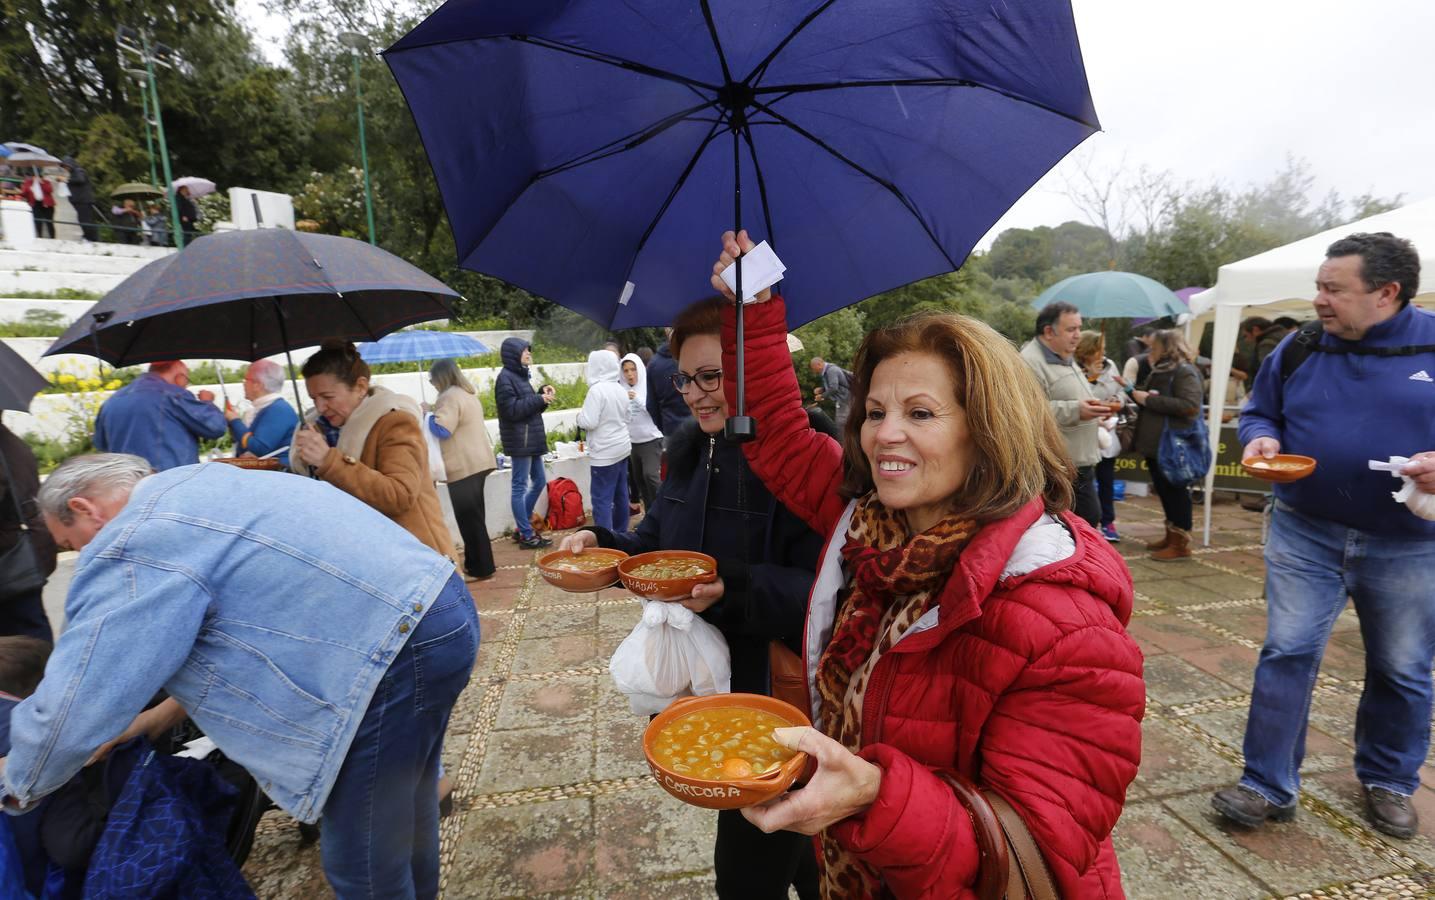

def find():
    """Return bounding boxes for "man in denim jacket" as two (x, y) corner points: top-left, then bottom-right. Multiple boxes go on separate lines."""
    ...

(0, 454), (478, 898)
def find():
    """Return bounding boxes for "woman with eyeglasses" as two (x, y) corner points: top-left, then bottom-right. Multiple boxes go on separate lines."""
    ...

(558, 296), (825, 900)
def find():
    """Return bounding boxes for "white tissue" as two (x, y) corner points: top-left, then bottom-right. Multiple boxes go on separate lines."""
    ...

(719, 240), (786, 303)
(1368, 456), (1435, 521)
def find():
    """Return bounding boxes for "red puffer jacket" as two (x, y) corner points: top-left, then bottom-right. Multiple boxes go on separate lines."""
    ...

(722, 297), (1144, 898)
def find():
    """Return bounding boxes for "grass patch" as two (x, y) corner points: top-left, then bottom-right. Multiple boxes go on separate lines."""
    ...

(0, 288), (103, 301)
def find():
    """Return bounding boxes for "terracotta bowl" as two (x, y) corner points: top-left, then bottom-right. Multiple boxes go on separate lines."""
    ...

(1103, 399), (1125, 413)
(1241, 453), (1317, 483)
(210, 457), (285, 471)
(536, 548), (628, 592)
(618, 550), (717, 601)
(643, 693), (812, 810)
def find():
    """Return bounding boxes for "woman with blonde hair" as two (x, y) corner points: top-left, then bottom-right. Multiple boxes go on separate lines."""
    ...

(711, 231), (1142, 898)
(1131, 328), (1204, 560)
(1076, 330), (1127, 543)
(429, 358), (498, 580)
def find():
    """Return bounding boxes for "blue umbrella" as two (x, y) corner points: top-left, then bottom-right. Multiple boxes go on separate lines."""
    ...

(1031, 271), (1188, 320)
(387, 0), (1098, 438)
(45, 228), (461, 412)
(357, 329), (489, 364)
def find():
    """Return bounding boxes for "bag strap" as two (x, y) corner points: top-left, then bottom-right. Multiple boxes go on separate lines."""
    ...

(936, 770), (1061, 900)
(934, 770), (1009, 900)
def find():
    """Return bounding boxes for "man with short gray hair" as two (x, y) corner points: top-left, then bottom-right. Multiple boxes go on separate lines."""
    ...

(224, 359), (299, 466)
(8, 454), (477, 897)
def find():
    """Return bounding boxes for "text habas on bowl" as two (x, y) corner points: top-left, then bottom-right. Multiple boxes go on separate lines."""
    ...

(535, 548), (628, 592)
(643, 693), (811, 810)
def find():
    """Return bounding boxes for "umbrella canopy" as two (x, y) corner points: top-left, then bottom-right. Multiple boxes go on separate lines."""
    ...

(111, 182), (164, 200)
(0, 342), (47, 413)
(171, 176), (217, 198)
(1131, 286), (1201, 326)
(385, 0), (1099, 331)
(1031, 271), (1188, 320)
(45, 228), (461, 366)
(5, 151), (63, 169)
(357, 329), (491, 364)
(2, 143), (48, 156)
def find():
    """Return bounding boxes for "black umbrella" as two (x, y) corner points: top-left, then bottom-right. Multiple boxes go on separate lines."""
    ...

(0, 342), (47, 413)
(46, 228), (462, 411)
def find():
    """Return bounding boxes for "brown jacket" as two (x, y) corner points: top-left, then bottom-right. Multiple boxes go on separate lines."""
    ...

(432, 386), (497, 482)
(294, 390), (455, 558)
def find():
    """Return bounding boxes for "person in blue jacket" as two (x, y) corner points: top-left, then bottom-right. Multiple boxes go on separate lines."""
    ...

(1213, 232), (1435, 841)
(223, 359), (298, 467)
(644, 333), (693, 445)
(92, 360), (226, 471)
(494, 338), (553, 549)
(559, 298), (823, 900)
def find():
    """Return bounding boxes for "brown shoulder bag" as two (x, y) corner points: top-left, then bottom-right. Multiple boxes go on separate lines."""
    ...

(935, 770), (1060, 900)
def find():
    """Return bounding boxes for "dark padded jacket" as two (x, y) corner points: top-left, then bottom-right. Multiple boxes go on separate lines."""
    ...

(590, 415), (824, 695)
(494, 337), (548, 457)
(644, 343), (692, 435)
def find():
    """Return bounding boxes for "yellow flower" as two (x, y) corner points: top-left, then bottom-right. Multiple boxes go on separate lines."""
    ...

(80, 378), (99, 391)
(104, 380), (122, 390)
(56, 373), (76, 384)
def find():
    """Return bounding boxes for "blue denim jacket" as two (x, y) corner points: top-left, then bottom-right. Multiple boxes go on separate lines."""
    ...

(93, 373), (227, 471)
(3, 463), (456, 822)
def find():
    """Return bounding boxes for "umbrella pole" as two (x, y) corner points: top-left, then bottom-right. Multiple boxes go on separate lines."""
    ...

(213, 360), (229, 407)
(725, 129), (756, 444)
(272, 301), (306, 416)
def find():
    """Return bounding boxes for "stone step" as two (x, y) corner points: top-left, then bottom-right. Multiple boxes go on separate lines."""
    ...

(0, 239), (174, 260)
(0, 297), (95, 324)
(0, 270), (127, 294)
(0, 248), (155, 276)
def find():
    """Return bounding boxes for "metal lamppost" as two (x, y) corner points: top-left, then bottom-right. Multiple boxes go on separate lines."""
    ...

(338, 32), (378, 246)
(125, 67), (159, 188)
(117, 27), (185, 248)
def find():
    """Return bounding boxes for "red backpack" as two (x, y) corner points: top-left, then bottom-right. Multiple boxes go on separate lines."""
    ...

(545, 477), (586, 531)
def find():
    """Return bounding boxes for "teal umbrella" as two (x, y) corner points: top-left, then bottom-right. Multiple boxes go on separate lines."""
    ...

(1030, 271), (1187, 319)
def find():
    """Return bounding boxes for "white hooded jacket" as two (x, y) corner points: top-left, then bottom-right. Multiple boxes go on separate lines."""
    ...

(576, 350), (633, 465)
(621, 352), (664, 444)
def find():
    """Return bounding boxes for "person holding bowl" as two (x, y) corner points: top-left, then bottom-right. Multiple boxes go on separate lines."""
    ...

(711, 231), (1143, 898)
(559, 296), (824, 900)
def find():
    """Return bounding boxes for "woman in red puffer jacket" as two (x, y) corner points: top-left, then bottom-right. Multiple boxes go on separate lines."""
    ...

(710, 232), (1144, 899)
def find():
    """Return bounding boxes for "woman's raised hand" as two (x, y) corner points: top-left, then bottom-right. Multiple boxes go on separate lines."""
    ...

(741, 726), (882, 835)
(293, 424), (330, 468)
(710, 230), (772, 305)
(557, 530), (597, 555)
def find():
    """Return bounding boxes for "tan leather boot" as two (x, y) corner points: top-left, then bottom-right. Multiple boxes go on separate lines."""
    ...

(1145, 522), (1173, 552)
(1151, 527), (1192, 561)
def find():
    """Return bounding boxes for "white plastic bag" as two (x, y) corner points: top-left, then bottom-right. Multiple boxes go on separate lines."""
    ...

(609, 599), (731, 715)
(1370, 457), (1435, 521)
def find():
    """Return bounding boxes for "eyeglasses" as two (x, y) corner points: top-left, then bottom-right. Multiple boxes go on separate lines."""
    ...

(671, 369), (722, 394)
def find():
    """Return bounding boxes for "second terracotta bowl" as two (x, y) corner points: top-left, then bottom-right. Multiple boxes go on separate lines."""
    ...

(643, 693), (811, 810)
(1241, 453), (1317, 483)
(536, 548), (629, 592)
(618, 550), (718, 601)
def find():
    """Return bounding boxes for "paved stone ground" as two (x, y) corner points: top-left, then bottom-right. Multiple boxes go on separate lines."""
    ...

(240, 495), (1435, 899)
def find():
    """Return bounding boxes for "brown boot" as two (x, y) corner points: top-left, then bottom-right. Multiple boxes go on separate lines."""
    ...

(1151, 527), (1191, 561)
(1145, 522), (1173, 552)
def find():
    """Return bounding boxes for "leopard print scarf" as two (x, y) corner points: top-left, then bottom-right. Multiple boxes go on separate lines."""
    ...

(815, 492), (978, 899)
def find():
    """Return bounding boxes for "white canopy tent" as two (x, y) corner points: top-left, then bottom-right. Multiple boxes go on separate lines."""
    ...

(1189, 196), (1435, 544)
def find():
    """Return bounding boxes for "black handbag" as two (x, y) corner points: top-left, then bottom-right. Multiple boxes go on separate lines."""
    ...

(0, 450), (46, 601)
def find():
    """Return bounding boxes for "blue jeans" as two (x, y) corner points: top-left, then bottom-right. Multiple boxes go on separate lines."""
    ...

(589, 460), (630, 532)
(320, 574), (479, 899)
(1241, 502), (1435, 807)
(509, 455), (547, 540)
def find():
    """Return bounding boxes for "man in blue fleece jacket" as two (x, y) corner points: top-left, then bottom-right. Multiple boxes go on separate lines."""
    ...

(1213, 232), (1435, 840)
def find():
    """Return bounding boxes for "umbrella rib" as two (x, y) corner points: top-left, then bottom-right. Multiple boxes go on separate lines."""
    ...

(754, 77), (1100, 130)
(697, 0), (734, 84)
(749, 98), (959, 270)
(738, 123), (777, 252)
(507, 35), (719, 92)
(621, 117), (727, 299)
(534, 98), (718, 182)
(744, 0), (841, 87)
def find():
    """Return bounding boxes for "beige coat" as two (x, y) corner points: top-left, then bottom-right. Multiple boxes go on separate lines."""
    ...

(432, 386), (497, 482)
(291, 386), (455, 559)
(1020, 337), (1100, 467)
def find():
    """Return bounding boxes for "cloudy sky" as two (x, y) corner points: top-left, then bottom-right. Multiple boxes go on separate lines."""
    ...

(241, 0), (1435, 246)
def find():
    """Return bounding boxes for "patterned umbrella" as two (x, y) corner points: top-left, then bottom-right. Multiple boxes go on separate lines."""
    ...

(357, 329), (490, 363)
